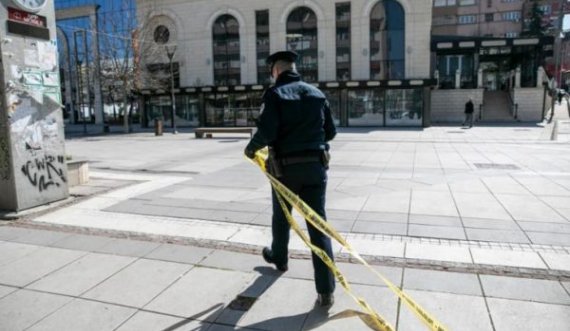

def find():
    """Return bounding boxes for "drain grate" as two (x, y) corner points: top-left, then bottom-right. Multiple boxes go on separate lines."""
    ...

(474, 163), (520, 170)
(228, 295), (257, 311)
(446, 131), (465, 134)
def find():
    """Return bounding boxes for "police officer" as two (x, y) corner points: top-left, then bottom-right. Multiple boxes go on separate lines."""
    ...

(244, 51), (337, 307)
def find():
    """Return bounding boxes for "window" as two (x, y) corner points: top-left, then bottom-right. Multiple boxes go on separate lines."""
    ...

(487, 0), (492, 8)
(459, 0), (476, 5)
(212, 14), (241, 86)
(485, 13), (494, 22)
(538, 5), (551, 15)
(255, 10), (270, 84)
(458, 15), (477, 24)
(505, 32), (518, 38)
(370, 0), (405, 80)
(154, 25), (170, 44)
(336, 2), (351, 81)
(434, 0), (457, 7)
(502, 11), (521, 21)
(286, 7), (318, 82)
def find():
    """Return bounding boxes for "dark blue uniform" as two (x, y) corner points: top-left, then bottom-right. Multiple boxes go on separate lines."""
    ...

(246, 70), (337, 295)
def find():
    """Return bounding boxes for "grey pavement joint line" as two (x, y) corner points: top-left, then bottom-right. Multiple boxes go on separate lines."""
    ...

(510, 175), (570, 223)
(477, 274), (498, 331)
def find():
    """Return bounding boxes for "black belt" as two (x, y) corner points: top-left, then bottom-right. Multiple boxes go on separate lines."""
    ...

(280, 154), (322, 166)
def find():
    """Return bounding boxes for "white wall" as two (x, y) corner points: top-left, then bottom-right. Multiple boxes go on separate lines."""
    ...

(137, 0), (433, 86)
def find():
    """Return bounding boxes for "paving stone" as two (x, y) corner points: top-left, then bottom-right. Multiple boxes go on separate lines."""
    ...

(405, 243), (472, 263)
(303, 285), (398, 331)
(351, 221), (407, 235)
(448, 179), (489, 193)
(327, 219), (355, 233)
(356, 211), (408, 223)
(116, 311), (206, 331)
(481, 275), (570, 305)
(222, 278), (315, 331)
(0, 226), (31, 241)
(199, 250), (277, 275)
(518, 221), (570, 234)
(208, 210), (259, 224)
(487, 298), (570, 331)
(496, 194), (567, 223)
(408, 214), (462, 227)
(398, 290), (493, 331)
(465, 228), (530, 243)
(0, 285), (16, 300)
(0, 290), (72, 331)
(27, 253), (135, 296)
(527, 232), (570, 246)
(93, 238), (161, 257)
(561, 282), (570, 295)
(471, 248), (546, 269)
(146, 267), (254, 321)
(482, 177), (531, 195)
(9, 228), (71, 246)
(362, 191), (411, 214)
(403, 269), (481, 296)
(0, 241), (40, 266)
(462, 217), (520, 230)
(27, 298), (136, 331)
(83, 259), (191, 308)
(342, 239), (404, 258)
(453, 192), (512, 220)
(326, 209), (360, 221)
(410, 191), (459, 217)
(540, 253), (570, 271)
(50, 233), (115, 252)
(0, 247), (85, 287)
(336, 263), (403, 288)
(208, 324), (257, 331)
(145, 243), (213, 265)
(408, 224), (466, 240)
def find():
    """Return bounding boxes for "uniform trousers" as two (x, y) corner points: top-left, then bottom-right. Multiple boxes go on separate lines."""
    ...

(270, 161), (335, 294)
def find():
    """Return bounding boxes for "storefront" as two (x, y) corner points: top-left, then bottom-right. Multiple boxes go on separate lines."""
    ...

(140, 79), (434, 129)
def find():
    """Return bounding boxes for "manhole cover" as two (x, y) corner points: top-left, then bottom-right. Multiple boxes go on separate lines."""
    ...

(474, 163), (520, 170)
(228, 296), (257, 311)
(447, 131), (465, 134)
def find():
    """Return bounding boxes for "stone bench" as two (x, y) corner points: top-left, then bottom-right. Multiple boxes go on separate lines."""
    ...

(194, 127), (254, 139)
(67, 160), (89, 187)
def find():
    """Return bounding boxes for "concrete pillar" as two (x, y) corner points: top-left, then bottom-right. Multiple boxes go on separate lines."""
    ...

(455, 69), (461, 89)
(515, 66), (521, 88)
(477, 68), (483, 88)
(0, 0), (69, 212)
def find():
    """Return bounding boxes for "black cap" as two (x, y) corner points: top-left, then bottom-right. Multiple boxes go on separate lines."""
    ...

(266, 51), (299, 66)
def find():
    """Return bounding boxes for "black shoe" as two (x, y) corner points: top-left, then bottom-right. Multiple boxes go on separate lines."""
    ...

(262, 247), (288, 272)
(316, 293), (334, 307)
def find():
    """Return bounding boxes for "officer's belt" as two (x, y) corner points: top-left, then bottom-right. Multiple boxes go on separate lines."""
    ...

(280, 154), (321, 166)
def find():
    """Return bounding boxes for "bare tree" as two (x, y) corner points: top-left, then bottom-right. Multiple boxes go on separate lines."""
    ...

(98, 0), (178, 133)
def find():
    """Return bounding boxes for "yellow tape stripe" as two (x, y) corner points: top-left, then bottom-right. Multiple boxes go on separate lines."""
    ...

(251, 151), (448, 331)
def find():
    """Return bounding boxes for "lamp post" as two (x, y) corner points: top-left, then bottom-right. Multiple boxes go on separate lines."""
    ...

(165, 45), (177, 134)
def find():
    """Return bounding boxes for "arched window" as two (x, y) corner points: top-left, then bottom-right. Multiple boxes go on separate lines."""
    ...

(286, 7), (318, 82)
(213, 14), (240, 86)
(370, 0), (405, 80)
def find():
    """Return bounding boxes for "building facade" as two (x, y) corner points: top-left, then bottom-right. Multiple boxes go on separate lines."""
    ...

(136, 0), (435, 128)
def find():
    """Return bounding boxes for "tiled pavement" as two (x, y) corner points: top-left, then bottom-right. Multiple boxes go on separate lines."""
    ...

(0, 227), (569, 331)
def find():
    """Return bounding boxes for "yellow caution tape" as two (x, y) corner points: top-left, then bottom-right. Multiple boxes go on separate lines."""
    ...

(250, 149), (448, 331)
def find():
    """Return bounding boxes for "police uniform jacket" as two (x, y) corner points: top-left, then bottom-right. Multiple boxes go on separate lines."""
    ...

(246, 70), (337, 157)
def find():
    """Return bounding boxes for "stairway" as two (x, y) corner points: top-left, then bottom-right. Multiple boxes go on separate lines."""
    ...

(481, 91), (515, 123)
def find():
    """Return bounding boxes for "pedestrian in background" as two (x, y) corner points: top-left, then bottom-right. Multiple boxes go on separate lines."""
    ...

(244, 50), (337, 307)
(463, 97), (474, 128)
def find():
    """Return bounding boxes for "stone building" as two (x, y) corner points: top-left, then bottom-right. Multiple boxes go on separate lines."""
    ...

(136, 0), (435, 128)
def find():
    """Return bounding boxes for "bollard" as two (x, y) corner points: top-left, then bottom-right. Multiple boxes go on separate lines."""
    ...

(154, 118), (163, 136)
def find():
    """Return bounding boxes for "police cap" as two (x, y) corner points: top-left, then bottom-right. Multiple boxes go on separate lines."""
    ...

(266, 51), (299, 66)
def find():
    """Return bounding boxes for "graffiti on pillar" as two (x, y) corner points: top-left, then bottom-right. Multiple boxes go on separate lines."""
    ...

(0, 135), (10, 180)
(21, 154), (66, 192)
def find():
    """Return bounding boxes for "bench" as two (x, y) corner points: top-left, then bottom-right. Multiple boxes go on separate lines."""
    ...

(194, 127), (255, 138)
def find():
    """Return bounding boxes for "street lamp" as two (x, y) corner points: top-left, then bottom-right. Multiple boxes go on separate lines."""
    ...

(165, 45), (177, 134)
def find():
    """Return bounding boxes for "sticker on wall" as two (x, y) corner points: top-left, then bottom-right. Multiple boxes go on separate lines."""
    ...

(22, 71), (42, 86)
(38, 42), (57, 71)
(24, 48), (40, 68)
(42, 72), (59, 87)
